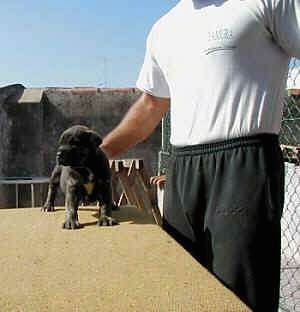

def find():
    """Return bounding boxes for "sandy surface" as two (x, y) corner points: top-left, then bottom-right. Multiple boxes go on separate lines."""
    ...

(0, 205), (250, 312)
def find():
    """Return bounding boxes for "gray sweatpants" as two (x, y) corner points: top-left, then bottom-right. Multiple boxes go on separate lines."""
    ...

(163, 134), (284, 311)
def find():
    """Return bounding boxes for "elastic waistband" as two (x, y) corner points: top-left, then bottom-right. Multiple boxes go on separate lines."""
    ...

(172, 134), (279, 156)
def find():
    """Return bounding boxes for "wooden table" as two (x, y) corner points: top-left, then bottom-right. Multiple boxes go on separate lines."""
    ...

(0, 205), (251, 311)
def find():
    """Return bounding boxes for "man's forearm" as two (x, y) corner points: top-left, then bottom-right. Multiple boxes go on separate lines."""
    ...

(101, 92), (170, 158)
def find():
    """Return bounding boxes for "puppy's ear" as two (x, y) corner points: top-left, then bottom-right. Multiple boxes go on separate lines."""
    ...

(58, 131), (67, 145)
(88, 130), (102, 148)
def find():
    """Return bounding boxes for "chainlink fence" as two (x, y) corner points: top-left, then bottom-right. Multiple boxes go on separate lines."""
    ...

(279, 59), (300, 312)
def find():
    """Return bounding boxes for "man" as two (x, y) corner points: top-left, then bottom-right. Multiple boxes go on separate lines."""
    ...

(101, 0), (300, 310)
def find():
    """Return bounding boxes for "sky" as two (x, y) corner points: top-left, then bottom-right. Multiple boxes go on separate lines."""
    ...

(0, 1), (299, 89)
(0, 0), (178, 88)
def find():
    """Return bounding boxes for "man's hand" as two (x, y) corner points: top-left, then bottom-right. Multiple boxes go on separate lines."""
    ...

(101, 92), (170, 158)
(150, 174), (166, 189)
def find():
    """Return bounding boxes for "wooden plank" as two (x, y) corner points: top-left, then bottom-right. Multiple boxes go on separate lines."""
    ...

(109, 158), (163, 225)
(115, 162), (139, 207)
(117, 192), (128, 206)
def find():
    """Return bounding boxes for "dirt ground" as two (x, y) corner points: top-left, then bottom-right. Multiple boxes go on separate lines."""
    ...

(0, 205), (250, 312)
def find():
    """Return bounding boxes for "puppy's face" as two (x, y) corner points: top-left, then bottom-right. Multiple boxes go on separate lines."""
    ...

(56, 125), (102, 167)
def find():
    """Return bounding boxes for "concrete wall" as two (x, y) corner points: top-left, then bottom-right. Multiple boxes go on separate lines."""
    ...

(0, 85), (162, 208)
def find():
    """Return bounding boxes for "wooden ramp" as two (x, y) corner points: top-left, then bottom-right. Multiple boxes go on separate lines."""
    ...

(0, 206), (251, 312)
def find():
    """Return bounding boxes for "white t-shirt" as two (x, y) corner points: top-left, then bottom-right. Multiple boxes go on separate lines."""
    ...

(136, 0), (300, 146)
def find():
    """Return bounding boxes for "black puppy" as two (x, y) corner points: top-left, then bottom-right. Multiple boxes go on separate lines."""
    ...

(42, 125), (117, 229)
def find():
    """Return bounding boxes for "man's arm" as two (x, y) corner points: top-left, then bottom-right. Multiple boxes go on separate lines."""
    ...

(100, 92), (170, 159)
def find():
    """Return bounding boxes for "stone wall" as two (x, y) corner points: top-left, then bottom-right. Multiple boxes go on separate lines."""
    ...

(0, 85), (162, 208)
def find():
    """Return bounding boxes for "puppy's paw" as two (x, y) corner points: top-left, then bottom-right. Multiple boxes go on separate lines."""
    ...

(41, 203), (55, 212)
(62, 219), (82, 230)
(98, 216), (118, 226)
